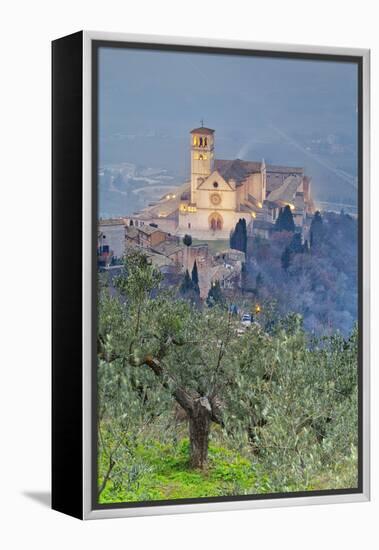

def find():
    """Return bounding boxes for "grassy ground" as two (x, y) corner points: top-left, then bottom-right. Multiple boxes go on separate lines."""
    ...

(98, 435), (358, 504)
(98, 438), (271, 504)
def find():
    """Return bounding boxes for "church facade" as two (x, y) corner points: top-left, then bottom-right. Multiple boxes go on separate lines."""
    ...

(131, 126), (314, 240)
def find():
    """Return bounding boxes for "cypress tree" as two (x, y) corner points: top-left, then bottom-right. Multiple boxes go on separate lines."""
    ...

(191, 260), (199, 286)
(281, 246), (292, 270)
(281, 205), (295, 232)
(289, 232), (303, 253)
(241, 218), (247, 253)
(206, 280), (224, 307)
(180, 269), (194, 295)
(310, 211), (323, 248)
(191, 260), (200, 295)
(230, 219), (247, 253)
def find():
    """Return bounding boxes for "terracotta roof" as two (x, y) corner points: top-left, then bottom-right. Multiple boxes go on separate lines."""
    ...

(190, 127), (215, 135)
(214, 159), (261, 184)
(138, 225), (164, 236)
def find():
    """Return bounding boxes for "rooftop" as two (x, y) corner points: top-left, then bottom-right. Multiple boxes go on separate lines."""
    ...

(125, 226), (139, 239)
(138, 225), (165, 236)
(190, 127), (215, 135)
(152, 242), (183, 257)
(266, 175), (302, 203)
(215, 158), (261, 184)
(266, 164), (303, 174)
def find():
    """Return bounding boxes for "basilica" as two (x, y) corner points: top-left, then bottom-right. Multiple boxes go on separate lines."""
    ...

(130, 126), (314, 240)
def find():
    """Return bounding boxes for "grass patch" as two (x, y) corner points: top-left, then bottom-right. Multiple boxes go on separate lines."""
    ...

(98, 438), (267, 504)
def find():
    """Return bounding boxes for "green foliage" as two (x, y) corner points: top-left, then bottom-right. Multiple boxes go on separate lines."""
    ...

(99, 438), (261, 503)
(97, 249), (358, 502)
(248, 211), (357, 336)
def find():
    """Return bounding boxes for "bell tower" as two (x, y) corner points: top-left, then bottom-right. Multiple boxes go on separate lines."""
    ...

(190, 125), (215, 204)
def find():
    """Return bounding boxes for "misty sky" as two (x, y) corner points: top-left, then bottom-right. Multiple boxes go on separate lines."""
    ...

(98, 45), (359, 204)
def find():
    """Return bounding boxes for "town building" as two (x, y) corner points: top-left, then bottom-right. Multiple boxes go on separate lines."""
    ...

(125, 224), (168, 250)
(98, 218), (126, 265)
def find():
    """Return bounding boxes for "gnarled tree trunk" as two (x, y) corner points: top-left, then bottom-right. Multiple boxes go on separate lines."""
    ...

(188, 397), (212, 469)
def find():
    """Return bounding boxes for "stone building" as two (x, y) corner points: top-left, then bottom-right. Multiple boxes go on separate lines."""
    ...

(132, 126), (314, 240)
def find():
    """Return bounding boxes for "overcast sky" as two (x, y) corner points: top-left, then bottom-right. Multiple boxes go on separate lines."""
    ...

(98, 45), (359, 202)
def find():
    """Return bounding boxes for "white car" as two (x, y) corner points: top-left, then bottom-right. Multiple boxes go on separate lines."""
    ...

(241, 313), (252, 326)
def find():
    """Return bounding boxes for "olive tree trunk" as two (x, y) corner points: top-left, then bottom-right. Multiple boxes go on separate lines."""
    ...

(188, 397), (212, 469)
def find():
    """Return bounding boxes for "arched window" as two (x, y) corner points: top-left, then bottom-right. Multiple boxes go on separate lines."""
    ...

(199, 137), (203, 147)
(199, 154), (203, 160)
(204, 137), (208, 147)
(193, 136), (198, 146)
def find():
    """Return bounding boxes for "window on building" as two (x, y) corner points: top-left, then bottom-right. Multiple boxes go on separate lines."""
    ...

(213, 181), (219, 188)
(188, 223), (191, 229)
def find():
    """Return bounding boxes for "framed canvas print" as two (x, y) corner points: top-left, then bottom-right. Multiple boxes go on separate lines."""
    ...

(52, 31), (370, 520)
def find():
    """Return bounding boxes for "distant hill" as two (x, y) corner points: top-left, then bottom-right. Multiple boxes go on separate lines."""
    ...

(98, 163), (183, 218)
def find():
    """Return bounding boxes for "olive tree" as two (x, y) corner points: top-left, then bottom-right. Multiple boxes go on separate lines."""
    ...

(98, 250), (358, 479)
